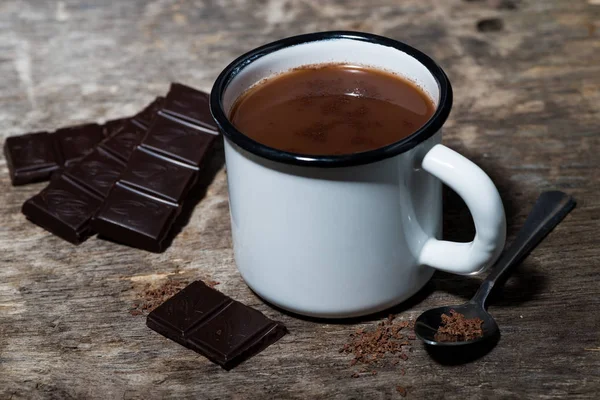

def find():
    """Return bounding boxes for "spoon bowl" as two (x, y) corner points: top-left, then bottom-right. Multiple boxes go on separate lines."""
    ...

(415, 191), (575, 347)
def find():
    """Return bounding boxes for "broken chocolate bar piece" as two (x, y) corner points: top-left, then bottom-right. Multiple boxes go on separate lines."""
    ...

(20, 87), (215, 248)
(22, 119), (152, 244)
(3, 123), (104, 185)
(3, 96), (164, 186)
(92, 112), (217, 252)
(147, 281), (287, 370)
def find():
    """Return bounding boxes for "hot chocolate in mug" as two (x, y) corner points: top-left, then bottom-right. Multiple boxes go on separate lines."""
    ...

(210, 31), (506, 318)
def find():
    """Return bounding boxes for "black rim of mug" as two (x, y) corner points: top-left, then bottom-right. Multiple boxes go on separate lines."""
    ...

(210, 31), (453, 168)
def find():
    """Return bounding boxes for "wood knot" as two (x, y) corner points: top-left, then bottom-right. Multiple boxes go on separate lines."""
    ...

(477, 18), (504, 32)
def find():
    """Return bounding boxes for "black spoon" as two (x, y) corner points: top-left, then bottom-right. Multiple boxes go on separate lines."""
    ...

(415, 191), (576, 346)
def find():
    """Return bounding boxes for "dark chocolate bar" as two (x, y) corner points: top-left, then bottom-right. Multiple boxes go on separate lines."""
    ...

(4, 123), (104, 185)
(20, 86), (215, 249)
(92, 112), (217, 252)
(147, 281), (287, 370)
(22, 120), (150, 244)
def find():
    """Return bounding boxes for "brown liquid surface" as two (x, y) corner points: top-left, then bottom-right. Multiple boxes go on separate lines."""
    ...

(230, 64), (436, 155)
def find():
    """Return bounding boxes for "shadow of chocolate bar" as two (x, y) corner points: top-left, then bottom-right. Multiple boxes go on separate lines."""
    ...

(21, 97), (165, 244)
(147, 281), (287, 370)
(92, 108), (219, 252)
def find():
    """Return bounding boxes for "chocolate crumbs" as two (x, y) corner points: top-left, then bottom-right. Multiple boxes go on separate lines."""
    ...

(396, 385), (408, 397)
(434, 309), (484, 342)
(340, 314), (416, 396)
(340, 315), (413, 367)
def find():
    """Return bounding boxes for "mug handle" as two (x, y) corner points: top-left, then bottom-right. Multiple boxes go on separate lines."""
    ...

(418, 144), (506, 275)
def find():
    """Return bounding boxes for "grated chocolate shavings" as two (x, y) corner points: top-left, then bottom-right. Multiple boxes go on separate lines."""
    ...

(434, 309), (484, 342)
(340, 315), (413, 367)
(396, 385), (408, 397)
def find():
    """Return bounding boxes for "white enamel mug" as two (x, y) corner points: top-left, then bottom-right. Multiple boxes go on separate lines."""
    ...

(210, 31), (506, 318)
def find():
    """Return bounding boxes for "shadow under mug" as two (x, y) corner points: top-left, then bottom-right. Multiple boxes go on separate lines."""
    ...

(210, 31), (506, 318)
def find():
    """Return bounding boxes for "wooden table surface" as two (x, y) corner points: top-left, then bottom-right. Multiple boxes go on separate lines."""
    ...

(1, 0), (599, 398)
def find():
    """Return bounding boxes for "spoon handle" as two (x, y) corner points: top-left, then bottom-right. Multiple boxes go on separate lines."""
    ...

(471, 191), (576, 306)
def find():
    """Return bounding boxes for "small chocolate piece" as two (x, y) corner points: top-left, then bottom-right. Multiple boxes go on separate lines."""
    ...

(93, 110), (218, 252)
(22, 117), (155, 244)
(147, 281), (287, 370)
(162, 83), (218, 132)
(3, 131), (61, 185)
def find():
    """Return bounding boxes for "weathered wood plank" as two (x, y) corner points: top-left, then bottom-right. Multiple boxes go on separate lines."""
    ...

(0, 0), (598, 398)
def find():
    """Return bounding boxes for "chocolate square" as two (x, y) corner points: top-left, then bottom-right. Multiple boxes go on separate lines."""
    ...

(22, 176), (102, 243)
(141, 113), (217, 167)
(93, 183), (178, 252)
(162, 83), (217, 131)
(119, 148), (197, 203)
(101, 121), (147, 162)
(148, 281), (231, 337)
(54, 123), (105, 165)
(64, 148), (126, 197)
(3, 131), (61, 185)
(186, 302), (281, 364)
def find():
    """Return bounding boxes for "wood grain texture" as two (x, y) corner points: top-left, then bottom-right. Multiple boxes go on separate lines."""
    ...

(0, 0), (598, 398)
